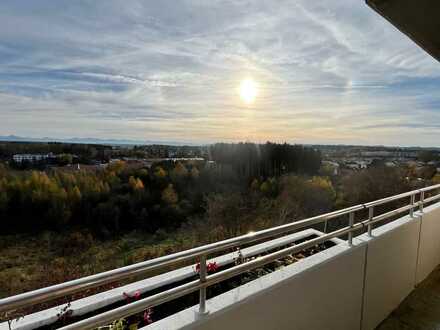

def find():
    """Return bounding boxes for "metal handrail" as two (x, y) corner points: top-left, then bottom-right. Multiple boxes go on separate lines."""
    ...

(0, 205), (365, 313)
(2, 183), (440, 329)
(59, 226), (354, 330)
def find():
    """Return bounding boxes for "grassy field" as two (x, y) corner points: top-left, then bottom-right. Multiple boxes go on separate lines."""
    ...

(0, 230), (194, 299)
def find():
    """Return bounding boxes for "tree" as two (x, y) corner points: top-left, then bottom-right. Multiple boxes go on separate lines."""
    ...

(0, 178), (8, 215)
(340, 166), (410, 209)
(204, 193), (246, 238)
(418, 150), (439, 163)
(260, 181), (270, 194)
(418, 166), (437, 180)
(208, 142), (321, 180)
(250, 178), (259, 191)
(69, 186), (82, 203)
(190, 167), (200, 179)
(162, 184), (178, 205)
(107, 160), (125, 173)
(276, 175), (335, 222)
(154, 166), (167, 179)
(172, 162), (188, 178)
(58, 154), (73, 166)
(432, 173), (440, 184)
(129, 176), (144, 191)
(93, 201), (121, 234)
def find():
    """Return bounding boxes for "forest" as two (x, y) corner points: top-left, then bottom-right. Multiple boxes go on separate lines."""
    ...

(0, 142), (321, 235)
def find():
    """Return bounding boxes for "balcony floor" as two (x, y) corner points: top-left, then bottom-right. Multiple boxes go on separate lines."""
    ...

(377, 265), (440, 330)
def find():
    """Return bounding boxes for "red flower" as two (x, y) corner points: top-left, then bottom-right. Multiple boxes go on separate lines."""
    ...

(195, 262), (201, 273)
(207, 262), (218, 273)
(123, 290), (141, 303)
(194, 261), (218, 274)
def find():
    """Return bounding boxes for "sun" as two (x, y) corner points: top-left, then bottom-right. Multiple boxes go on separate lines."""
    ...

(239, 78), (258, 104)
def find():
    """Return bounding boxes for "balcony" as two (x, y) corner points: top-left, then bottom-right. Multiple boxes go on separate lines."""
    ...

(1, 1), (440, 329)
(1, 185), (440, 329)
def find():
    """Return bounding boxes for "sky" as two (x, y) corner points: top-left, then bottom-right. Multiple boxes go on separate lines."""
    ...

(1, 0), (440, 147)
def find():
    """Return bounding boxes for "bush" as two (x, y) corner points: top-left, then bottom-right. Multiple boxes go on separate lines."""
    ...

(61, 231), (94, 255)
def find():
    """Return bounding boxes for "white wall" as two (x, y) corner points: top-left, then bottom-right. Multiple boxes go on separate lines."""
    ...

(145, 204), (440, 330)
(148, 241), (367, 330)
(358, 215), (421, 330)
(416, 204), (440, 284)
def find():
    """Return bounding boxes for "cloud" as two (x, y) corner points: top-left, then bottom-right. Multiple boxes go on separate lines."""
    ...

(0, 0), (439, 146)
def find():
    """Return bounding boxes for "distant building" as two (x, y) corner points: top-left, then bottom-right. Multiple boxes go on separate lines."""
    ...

(360, 150), (418, 159)
(342, 160), (369, 170)
(345, 163), (360, 170)
(385, 161), (397, 167)
(361, 151), (393, 158)
(12, 153), (54, 163)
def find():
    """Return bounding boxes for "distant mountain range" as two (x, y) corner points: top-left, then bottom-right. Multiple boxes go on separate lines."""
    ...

(1, 135), (438, 150)
(0, 135), (201, 146)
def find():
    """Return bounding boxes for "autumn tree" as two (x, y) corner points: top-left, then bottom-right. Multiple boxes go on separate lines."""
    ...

(129, 176), (144, 191)
(154, 166), (167, 179)
(190, 167), (200, 179)
(161, 184), (178, 205)
(172, 162), (188, 178)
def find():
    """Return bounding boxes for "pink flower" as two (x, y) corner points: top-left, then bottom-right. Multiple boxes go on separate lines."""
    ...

(195, 262), (201, 273)
(194, 261), (219, 274)
(143, 308), (153, 324)
(123, 290), (141, 303)
(207, 262), (218, 273)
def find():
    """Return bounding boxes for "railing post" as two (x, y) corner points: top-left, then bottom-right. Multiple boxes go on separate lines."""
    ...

(198, 254), (208, 315)
(324, 219), (328, 233)
(410, 193), (415, 218)
(348, 212), (354, 246)
(420, 190), (425, 213)
(368, 206), (374, 237)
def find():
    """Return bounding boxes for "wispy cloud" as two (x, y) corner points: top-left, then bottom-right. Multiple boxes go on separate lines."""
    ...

(0, 0), (439, 146)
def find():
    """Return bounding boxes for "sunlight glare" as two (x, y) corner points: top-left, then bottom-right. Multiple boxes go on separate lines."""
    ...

(239, 78), (258, 104)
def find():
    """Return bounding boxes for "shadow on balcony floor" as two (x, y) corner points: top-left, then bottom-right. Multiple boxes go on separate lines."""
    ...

(377, 265), (440, 330)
